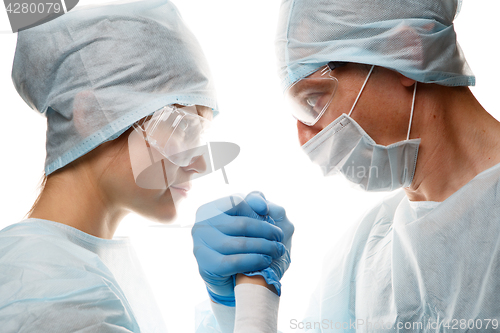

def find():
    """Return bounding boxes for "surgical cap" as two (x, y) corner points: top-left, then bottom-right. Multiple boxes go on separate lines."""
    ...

(276, 0), (475, 91)
(12, 0), (218, 175)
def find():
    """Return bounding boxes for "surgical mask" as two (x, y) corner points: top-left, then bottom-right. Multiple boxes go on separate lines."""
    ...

(302, 66), (420, 191)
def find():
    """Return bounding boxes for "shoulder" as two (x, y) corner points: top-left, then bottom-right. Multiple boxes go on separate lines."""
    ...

(335, 190), (406, 252)
(0, 220), (108, 271)
(359, 190), (406, 227)
(0, 221), (140, 332)
(0, 220), (121, 291)
(320, 190), (405, 274)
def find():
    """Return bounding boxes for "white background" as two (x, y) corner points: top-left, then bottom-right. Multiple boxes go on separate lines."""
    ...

(0, 1), (498, 332)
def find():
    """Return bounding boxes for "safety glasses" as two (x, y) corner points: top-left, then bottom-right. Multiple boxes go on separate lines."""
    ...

(133, 105), (211, 167)
(285, 62), (347, 126)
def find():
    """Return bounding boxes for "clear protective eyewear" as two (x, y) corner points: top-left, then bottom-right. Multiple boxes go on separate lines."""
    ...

(285, 62), (347, 126)
(132, 104), (211, 167)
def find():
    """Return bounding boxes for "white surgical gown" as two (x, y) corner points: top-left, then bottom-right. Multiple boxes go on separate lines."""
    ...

(299, 162), (500, 332)
(0, 219), (168, 333)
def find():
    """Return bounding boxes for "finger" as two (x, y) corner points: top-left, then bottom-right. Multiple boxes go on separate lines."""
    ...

(267, 201), (287, 222)
(212, 236), (286, 259)
(219, 253), (273, 276)
(193, 242), (225, 273)
(267, 202), (294, 239)
(248, 191), (266, 200)
(214, 216), (284, 241)
(192, 223), (227, 250)
(193, 217), (284, 246)
(223, 199), (268, 221)
(245, 191), (269, 216)
(196, 195), (246, 223)
(195, 245), (272, 277)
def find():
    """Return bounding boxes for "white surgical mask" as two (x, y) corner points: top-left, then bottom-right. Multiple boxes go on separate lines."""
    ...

(302, 66), (420, 192)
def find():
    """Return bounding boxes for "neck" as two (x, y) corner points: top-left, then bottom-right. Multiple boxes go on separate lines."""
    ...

(405, 85), (500, 202)
(29, 167), (127, 239)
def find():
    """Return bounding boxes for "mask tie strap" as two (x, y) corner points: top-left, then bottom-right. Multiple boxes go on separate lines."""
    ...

(348, 65), (375, 117)
(406, 82), (418, 140)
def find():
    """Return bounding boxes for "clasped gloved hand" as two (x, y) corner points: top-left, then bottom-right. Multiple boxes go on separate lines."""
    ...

(192, 192), (294, 306)
(243, 192), (294, 296)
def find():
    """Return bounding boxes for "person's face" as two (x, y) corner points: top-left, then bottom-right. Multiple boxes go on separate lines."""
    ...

(98, 105), (213, 223)
(295, 64), (417, 146)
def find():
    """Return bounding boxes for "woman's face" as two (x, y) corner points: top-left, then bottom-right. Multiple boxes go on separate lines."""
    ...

(97, 105), (213, 223)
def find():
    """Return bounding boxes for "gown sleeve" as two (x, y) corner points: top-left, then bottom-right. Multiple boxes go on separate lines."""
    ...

(195, 284), (281, 333)
(0, 223), (142, 333)
(0, 282), (141, 333)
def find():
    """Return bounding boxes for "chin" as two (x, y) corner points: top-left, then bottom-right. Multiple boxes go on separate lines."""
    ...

(135, 188), (184, 223)
(149, 203), (178, 223)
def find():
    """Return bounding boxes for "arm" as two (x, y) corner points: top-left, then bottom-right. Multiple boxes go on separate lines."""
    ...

(205, 276), (279, 333)
(192, 194), (286, 307)
(193, 192), (293, 333)
(233, 275), (280, 333)
(236, 274), (277, 294)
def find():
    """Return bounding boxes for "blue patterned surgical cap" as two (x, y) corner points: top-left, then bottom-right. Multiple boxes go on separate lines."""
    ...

(276, 0), (475, 91)
(12, 0), (218, 175)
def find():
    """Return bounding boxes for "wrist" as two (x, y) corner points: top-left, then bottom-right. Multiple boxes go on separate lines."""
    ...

(236, 273), (278, 295)
(207, 287), (236, 307)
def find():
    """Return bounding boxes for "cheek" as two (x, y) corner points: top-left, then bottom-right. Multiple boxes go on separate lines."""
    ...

(321, 83), (359, 122)
(124, 155), (180, 221)
(133, 187), (178, 223)
(114, 134), (185, 222)
(297, 121), (320, 146)
(357, 93), (412, 145)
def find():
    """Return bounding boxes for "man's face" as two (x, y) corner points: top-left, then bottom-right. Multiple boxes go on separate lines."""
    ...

(294, 64), (417, 147)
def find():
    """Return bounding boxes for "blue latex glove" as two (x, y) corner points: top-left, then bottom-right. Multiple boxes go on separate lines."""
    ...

(244, 192), (294, 296)
(192, 194), (286, 306)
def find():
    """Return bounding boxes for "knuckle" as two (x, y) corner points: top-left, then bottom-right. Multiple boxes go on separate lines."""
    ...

(223, 254), (243, 273)
(274, 244), (282, 257)
(249, 190), (265, 198)
(191, 224), (199, 236)
(276, 228), (285, 242)
(233, 217), (248, 235)
(261, 240), (275, 255)
(224, 237), (247, 253)
(275, 205), (286, 217)
(191, 222), (210, 237)
(231, 193), (245, 202)
(192, 245), (199, 257)
(195, 203), (209, 216)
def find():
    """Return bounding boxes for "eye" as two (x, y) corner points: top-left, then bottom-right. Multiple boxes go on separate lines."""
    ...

(302, 92), (326, 110)
(306, 95), (320, 108)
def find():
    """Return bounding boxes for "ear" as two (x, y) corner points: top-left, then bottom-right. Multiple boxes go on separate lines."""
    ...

(398, 73), (416, 87)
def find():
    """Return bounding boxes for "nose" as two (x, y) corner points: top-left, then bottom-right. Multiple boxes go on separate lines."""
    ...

(182, 154), (207, 174)
(297, 120), (322, 146)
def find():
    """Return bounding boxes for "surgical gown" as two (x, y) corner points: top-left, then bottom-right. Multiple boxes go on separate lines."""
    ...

(299, 162), (500, 332)
(0, 219), (167, 333)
